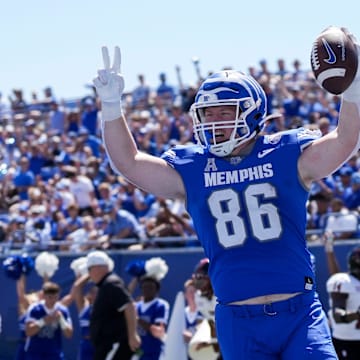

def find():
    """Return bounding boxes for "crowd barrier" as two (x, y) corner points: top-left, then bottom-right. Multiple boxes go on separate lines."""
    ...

(0, 240), (358, 359)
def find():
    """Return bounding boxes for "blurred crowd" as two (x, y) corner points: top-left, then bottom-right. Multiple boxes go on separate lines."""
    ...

(1, 57), (360, 254)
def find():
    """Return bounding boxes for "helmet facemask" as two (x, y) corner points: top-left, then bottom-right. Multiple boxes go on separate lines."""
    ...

(191, 97), (261, 157)
(190, 71), (267, 157)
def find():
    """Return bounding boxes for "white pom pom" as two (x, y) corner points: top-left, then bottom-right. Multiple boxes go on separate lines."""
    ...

(35, 252), (59, 279)
(145, 257), (168, 281)
(108, 257), (115, 272)
(70, 257), (88, 277)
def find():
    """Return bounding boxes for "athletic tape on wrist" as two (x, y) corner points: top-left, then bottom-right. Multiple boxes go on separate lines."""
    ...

(36, 318), (45, 328)
(101, 101), (123, 122)
(59, 315), (69, 330)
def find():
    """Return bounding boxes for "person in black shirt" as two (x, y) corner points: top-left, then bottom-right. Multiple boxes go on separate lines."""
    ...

(87, 250), (141, 359)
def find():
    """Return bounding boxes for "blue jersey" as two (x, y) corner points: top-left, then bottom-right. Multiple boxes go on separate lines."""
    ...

(136, 297), (170, 360)
(163, 128), (320, 304)
(24, 300), (71, 358)
(15, 314), (27, 360)
(78, 305), (94, 360)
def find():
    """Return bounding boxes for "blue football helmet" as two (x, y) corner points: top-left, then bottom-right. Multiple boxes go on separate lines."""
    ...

(190, 70), (267, 157)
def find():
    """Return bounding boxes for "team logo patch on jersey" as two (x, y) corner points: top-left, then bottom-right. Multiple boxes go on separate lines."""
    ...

(297, 128), (321, 140)
(265, 133), (282, 144)
(163, 149), (176, 159)
(257, 148), (276, 158)
(304, 276), (314, 291)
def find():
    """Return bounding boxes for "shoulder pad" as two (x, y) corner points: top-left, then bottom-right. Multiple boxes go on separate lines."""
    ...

(161, 144), (204, 166)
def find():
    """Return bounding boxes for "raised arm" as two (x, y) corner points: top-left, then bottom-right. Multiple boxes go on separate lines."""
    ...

(16, 274), (30, 315)
(67, 274), (90, 311)
(124, 301), (141, 352)
(299, 34), (360, 188)
(322, 232), (341, 275)
(93, 47), (185, 200)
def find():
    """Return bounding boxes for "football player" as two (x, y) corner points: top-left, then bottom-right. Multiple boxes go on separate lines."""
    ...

(92, 30), (360, 358)
(325, 237), (360, 359)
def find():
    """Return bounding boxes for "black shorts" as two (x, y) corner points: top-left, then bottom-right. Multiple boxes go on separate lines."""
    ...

(93, 340), (133, 360)
(332, 337), (360, 360)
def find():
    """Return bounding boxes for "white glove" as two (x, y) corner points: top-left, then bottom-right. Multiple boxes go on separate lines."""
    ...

(342, 28), (360, 103)
(93, 46), (125, 121)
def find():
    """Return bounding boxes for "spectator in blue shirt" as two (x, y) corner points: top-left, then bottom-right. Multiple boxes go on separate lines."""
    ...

(13, 157), (35, 200)
(81, 98), (99, 136)
(156, 72), (175, 109)
(101, 203), (145, 249)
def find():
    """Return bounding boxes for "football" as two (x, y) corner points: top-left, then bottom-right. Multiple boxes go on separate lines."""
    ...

(310, 26), (358, 95)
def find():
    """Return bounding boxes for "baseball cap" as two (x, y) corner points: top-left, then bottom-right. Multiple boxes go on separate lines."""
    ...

(86, 250), (112, 269)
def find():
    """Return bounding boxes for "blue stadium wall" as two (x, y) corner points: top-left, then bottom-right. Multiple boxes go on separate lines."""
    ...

(0, 242), (357, 360)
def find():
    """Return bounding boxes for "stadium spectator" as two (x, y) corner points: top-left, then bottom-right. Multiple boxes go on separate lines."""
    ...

(62, 165), (97, 216)
(65, 215), (103, 252)
(166, 104), (193, 146)
(41, 86), (57, 111)
(13, 156), (35, 201)
(324, 198), (359, 240)
(8, 89), (27, 114)
(48, 101), (67, 134)
(130, 110), (159, 155)
(24, 205), (52, 251)
(144, 198), (189, 243)
(66, 110), (81, 134)
(49, 208), (69, 243)
(28, 141), (48, 176)
(335, 165), (354, 201)
(280, 83), (304, 124)
(55, 178), (76, 209)
(132, 74), (151, 109)
(80, 98), (99, 136)
(85, 156), (107, 195)
(343, 172), (360, 211)
(156, 72), (175, 109)
(100, 202), (146, 249)
(117, 177), (150, 219)
(307, 191), (333, 232)
(291, 59), (308, 83)
(97, 181), (118, 211)
(275, 58), (289, 79)
(64, 203), (83, 234)
(0, 166), (20, 211)
(258, 59), (271, 81)
(4, 215), (26, 250)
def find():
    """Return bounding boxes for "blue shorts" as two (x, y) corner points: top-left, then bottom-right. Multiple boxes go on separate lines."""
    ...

(215, 292), (337, 360)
